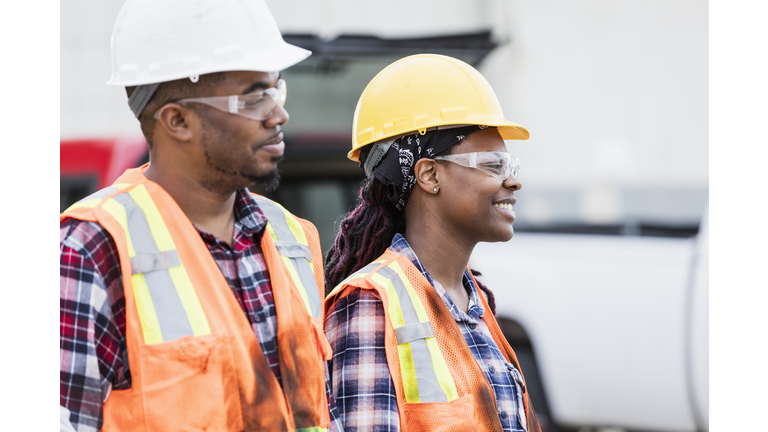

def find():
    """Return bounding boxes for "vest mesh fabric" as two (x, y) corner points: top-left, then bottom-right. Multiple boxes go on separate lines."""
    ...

(64, 169), (331, 432)
(398, 256), (504, 432)
(266, 218), (331, 430)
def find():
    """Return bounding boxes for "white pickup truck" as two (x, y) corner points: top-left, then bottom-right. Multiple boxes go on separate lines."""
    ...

(470, 209), (708, 432)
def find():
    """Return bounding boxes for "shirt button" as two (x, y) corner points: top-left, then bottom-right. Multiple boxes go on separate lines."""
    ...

(468, 323), (477, 330)
(500, 410), (508, 419)
(489, 365), (496, 373)
(254, 315), (261, 323)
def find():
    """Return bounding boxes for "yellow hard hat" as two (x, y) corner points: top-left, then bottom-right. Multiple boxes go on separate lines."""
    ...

(349, 53), (529, 162)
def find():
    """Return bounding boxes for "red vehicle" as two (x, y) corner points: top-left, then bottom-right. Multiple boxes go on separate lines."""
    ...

(60, 137), (148, 211)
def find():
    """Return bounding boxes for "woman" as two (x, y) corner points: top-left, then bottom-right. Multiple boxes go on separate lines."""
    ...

(322, 54), (541, 432)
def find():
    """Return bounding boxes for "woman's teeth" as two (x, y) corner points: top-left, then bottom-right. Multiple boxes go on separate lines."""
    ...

(494, 203), (514, 211)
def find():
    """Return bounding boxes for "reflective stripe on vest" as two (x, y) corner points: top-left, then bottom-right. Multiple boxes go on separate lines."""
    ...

(99, 184), (211, 344)
(64, 183), (132, 212)
(251, 196), (322, 319)
(350, 260), (459, 404)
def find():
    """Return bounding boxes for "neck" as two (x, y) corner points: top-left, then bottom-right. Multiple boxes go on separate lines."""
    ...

(144, 159), (238, 246)
(403, 214), (475, 301)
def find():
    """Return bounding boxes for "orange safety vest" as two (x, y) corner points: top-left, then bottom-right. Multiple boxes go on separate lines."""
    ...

(61, 167), (333, 432)
(324, 249), (541, 432)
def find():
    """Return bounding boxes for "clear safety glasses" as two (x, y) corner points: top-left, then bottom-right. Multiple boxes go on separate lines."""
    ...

(153, 79), (287, 121)
(434, 151), (520, 181)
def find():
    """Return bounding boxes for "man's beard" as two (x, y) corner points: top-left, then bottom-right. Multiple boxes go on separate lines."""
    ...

(247, 164), (281, 192)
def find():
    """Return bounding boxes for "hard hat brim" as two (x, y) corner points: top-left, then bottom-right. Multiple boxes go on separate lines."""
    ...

(107, 42), (311, 87)
(348, 120), (530, 163)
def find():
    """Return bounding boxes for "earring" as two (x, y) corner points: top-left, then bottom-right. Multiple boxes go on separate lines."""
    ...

(433, 187), (438, 192)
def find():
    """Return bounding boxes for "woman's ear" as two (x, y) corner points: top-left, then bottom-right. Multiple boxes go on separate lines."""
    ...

(154, 103), (195, 142)
(413, 158), (440, 194)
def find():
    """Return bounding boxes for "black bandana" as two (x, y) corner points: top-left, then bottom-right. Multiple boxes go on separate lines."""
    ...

(364, 125), (487, 210)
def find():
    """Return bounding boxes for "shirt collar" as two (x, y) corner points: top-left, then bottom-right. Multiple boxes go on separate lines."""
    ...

(389, 233), (485, 321)
(234, 188), (268, 235)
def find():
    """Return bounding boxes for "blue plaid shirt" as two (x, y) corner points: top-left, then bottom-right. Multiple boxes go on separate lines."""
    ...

(325, 233), (526, 432)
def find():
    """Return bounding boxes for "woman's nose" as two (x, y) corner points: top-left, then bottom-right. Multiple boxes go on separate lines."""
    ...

(504, 175), (522, 191)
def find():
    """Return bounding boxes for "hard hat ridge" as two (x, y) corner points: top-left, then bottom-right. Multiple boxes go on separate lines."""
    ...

(109, 0), (311, 117)
(350, 54), (530, 162)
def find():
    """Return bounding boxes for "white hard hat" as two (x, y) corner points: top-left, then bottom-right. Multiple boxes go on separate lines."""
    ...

(108, 0), (311, 117)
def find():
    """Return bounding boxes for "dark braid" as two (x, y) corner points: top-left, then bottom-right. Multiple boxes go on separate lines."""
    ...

(470, 269), (497, 316)
(324, 178), (405, 295)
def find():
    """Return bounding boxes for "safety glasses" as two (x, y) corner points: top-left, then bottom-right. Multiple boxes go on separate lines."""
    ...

(434, 151), (519, 181)
(153, 79), (287, 121)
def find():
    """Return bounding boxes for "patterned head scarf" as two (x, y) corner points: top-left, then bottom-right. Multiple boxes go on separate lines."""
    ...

(361, 125), (488, 210)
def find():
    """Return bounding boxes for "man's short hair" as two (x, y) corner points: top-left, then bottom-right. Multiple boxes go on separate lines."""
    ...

(125, 72), (226, 147)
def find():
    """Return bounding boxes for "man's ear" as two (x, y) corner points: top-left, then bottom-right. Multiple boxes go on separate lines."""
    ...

(154, 103), (195, 142)
(413, 158), (440, 194)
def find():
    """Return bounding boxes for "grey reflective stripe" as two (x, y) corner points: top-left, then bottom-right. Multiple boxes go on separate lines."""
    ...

(112, 193), (194, 342)
(251, 195), (322, 318)
(274, 241), (312, 260)
(376, 266), (446, 403)
(131, 250), (181, 275)
(128, 83), (160, 118)
(252, 196), (296, 244)
(352, 262), (383, 278)
(76, 185), (121, 204)
(394, 321), (435, 344)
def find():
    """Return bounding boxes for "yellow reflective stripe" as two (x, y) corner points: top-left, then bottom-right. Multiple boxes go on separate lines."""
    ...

(388, 261), (430, 322)
(371, 273), (407, 327)
(282, 255), (313, 314)
(127, 185), (210, 338)
(63, 183), (133, 212)
(267, 222), (313, 315)
(267, 222), (279, 243)
(339, 262), (383, 287)
(284, 211), (309, 248)
(397, 340), (421, 403)
(101, 198), (162, 344)
(128, 185), (174, 251)
(387, 261), (459, 401)
(267, 216), (322, 315)
(101, 199), (136, 257)
(296, 427), (328, 432)
(131, 273), (164, 344)
(167, 265), (211, 337)
(66, 198), (102, 211)
(424, 337), (459, 401)
(371, 272), (421, 402)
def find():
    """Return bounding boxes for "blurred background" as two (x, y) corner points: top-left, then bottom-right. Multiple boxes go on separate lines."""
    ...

(60, 1), (708, 431)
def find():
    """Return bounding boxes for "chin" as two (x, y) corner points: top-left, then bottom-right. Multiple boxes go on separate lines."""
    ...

(483, 228), (514, 243)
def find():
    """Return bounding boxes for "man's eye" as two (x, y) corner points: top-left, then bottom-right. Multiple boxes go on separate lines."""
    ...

(244, 98), (265, 108)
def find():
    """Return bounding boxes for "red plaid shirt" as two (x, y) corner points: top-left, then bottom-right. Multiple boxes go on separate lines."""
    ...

(60, 189), (341, 432)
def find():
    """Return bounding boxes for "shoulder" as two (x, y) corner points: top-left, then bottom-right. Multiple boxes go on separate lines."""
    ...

(325, 287), (385, 338)
(248, 192), (320, 237)
(60, 217), (117, 259)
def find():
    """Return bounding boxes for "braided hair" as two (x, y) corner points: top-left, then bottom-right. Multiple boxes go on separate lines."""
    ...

(324, 177), (404, 295)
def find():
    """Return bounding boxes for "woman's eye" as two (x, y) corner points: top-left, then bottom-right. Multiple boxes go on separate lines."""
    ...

(481, 163), (503, 173)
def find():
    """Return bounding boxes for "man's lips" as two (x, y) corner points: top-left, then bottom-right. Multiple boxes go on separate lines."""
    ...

(257, 132), (285, 156)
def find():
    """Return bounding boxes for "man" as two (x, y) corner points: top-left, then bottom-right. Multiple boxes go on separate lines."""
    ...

(60, 1), (341, 431)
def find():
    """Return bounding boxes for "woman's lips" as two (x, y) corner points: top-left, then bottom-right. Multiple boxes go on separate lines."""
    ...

(493, 202), (516, 221)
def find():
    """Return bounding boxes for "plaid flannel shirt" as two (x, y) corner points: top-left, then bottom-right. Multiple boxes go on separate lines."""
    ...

(60, 189), (342, 432)
(325, 233), (527, 432)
